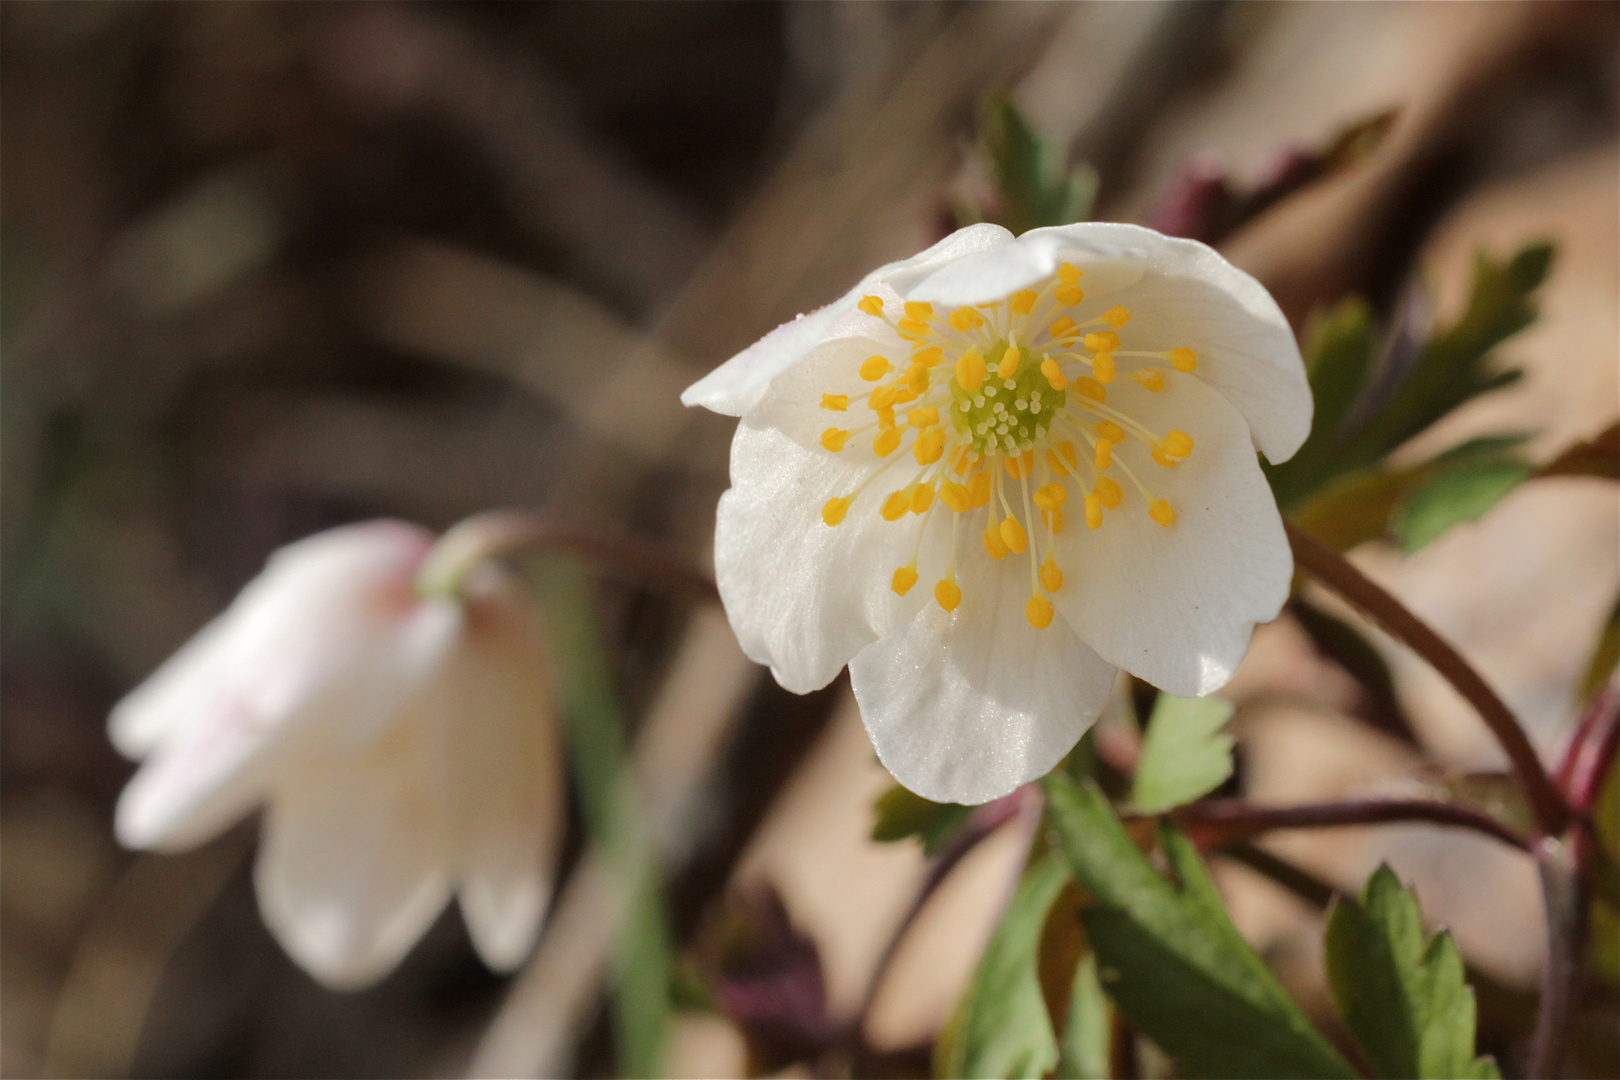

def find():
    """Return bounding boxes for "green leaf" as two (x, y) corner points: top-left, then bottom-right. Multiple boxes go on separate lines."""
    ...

(1324, 865), (1500, 1079)
(1579, 596), (1619, 703)
(1130, 694), (1236, 814)
(1057, 952), (1112, 1080)
(937, 854), (1071, 1080)
(1265, 299), (1379, 510)
(872, 783), (974, 855)
(1043, 776), (1357, 1079)
(1394, 455), (1532, 552)
(982, 94), (1097, 234)
(534, 560), (672, 1079)
(1288, 466), (1414, 550)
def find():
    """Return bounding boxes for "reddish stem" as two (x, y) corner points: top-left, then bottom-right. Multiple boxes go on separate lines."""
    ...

(1286, 522), (1571, 836)
(1555, 682), (1620, 815)
(1172, 796), (1531, 854)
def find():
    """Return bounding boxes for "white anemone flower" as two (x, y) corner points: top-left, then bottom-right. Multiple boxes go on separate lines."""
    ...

(683, 223), (1310, 805)
(111, 521), (565, 989)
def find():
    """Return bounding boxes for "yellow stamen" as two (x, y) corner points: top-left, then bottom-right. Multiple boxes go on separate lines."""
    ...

(913, 345), (945, 366)
(860, 355), (892, 381)
(822, 497), (851, 526)
(1152, 448), (1179, 468)
(908, 406), (939, 429)
(1055, 283), (1084, 307)
(1047, 447), (1071, 476)
(984, 524), (1011, 560)
(892, 566), (919, 595)
(1150, 499), (1176, 526)
(1040, 557), (1063, 593)
(939, 480), (972, 513)
(1049, 316), (1077, 339)
(1135, 367), (1164, 392)
(956, 349), (986, 391)
(1025, 594), (1054, 629)
(1085, 493), (1103, 530)
(1102, 306), (1131, 328)
(1033, 482), (1068, 511)
(935, 576), (962, 612)
(1095, 439), (1113, 470)
(904, 301), (933, 320)
(1002, 450), (1034, 479)
(910, 483), (935, 514)
(881, 490), (910, 521)
(1096, 420), (1125, 442)
(997, 345), (1022, 380)
(897, 317), (929, 338)
(858, 295), (885, 317)
(1057, 262), (1082, 285)
(1044, 506), (1064, 534)
(1040, 357), (1068, 391)
(1083, 331), (1119, 352)
(1092, 352), (1115, 384)
(999, 516), (1028, 554)
(914, 428), (946, 465)
(968, 472), (992, 507)
(1073, 377), (1107, 402)
(1096, 476), (1123, 509)
(1163, 430), (1194, 457)
(950, 308), (985, 332)
(821, 428), (850, 452)
(1009, 289), (1038, 314)
(868, 386), (896, 411)
(876, 405), (896, 429)
(1169, 347), (1197, 372)
(821, 394), (848, 411)
(874, 428), (902, 456)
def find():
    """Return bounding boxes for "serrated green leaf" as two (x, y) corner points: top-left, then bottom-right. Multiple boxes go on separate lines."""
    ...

(1057, 952), (1111, 1080)
(1130, 694), (1235, 814)
(1324, 865), (1499, 1079)
(872, 783), (974, 855)
(1395, 455), (1532, 552)
(1043, 776), (1356, 1079)
(938, 855), (1071, 1079)
(982, 94), (1096, 234)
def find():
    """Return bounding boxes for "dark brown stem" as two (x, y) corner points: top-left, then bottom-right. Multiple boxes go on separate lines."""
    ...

(1173, 796), (1532, 854)
(1533, 420), (1619, 481)
(1285, 521), (1571, 837)
(1528, 835), (1586, 1079)
(419, 509), (719, 604)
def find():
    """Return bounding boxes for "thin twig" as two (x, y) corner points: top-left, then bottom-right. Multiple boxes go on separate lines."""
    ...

(1285, 521), (1571, 837)
(1555, 681), (1620, 815)
(1173, 796), (1532, 853)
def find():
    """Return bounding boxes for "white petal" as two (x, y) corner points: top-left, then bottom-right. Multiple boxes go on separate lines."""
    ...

(424, 573), (565, 971)
(1052, 373), (1292, 697)
(905, 224), (1147, 308)
(255, 743), (451, 990)
(849, 535), (1117, 805)
(681, 223), (1012, 416)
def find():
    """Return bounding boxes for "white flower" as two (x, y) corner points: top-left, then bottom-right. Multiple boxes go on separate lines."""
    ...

(683, 223), (1310, 805)
(110, 521), (565, 989)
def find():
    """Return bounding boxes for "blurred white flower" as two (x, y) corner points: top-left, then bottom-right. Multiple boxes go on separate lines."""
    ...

(684, 223), (1310, 805)
(111, 521), (565, 989)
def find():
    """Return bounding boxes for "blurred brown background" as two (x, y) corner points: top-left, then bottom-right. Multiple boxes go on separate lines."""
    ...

(3, 3), (1616, 1078)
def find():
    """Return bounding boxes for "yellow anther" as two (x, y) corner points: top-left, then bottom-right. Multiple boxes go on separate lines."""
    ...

(950, 307), (985, 332)
(822, 497), (851, 526)
(911, 483), (935, 514)
(892, 566), (919, 596)
(1073, 377), (1107, 402)
(1057, 441), (1079, 469)
(858, 295), (885, 317)
(913, 345), (945, 367)
(892, 386), (919, 406)
(876, 405), (897, 429)
(1085, 493), (1103, 530)
(914, 428), (946, 465)
(881, 490), (911, 521)
(1055, 284), (1084, 307)
(1163, 430), (1194, 457)
(999, 516), (1028, 554)
(939, 480), (972, 513)
(1095, 439), (1114, 470)
(904, 301), (933, 320)
(1135, 367), (1165, 392)
(1092, 352), (1115, 384)
(897, 317), (930, 338)
(1009, 289), (1038, 315)
(997, 345), (1022, 379)
(861, 355), (893, 381)
(1083, 331), (1120, 352)
(908, 406), (939, 429)
(821, 428), (850, 452)
(952, 449), (975, 476)
(1096, 421), (1125, 442)
(907, 365), (930, 392)
(935, 576), (962, 612)
(1040, 557), (1064, 593)
(869, 386), (896, 411)
(1102, 306), (1131, 328)
(1002, 450), (1034, 479)
(821, 393), (849, 411)
(968, 472), (992, 507)
(1047, 447), (1071, 476)
(1044, 482), (1068, 505)
(1040, 357), (1068, 391)
(874, 428), (902, 457)
(1025, 594), (1055, 629)
(1057, 262), (1082, 285)
(1049, 316), (1077, 339)
(1152, 448), (1180, 468)
(955, 349), (986, 391)
(984, 524), (1011, 560)
(1169, 347), (1197, 372)
(1096, 476), (1123, 509)
(1150, 499), (1177, 526)
(1034, 487), (1057, 512)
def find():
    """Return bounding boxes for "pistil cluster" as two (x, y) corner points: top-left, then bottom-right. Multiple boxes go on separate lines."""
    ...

(817, 264), (1199, 629)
